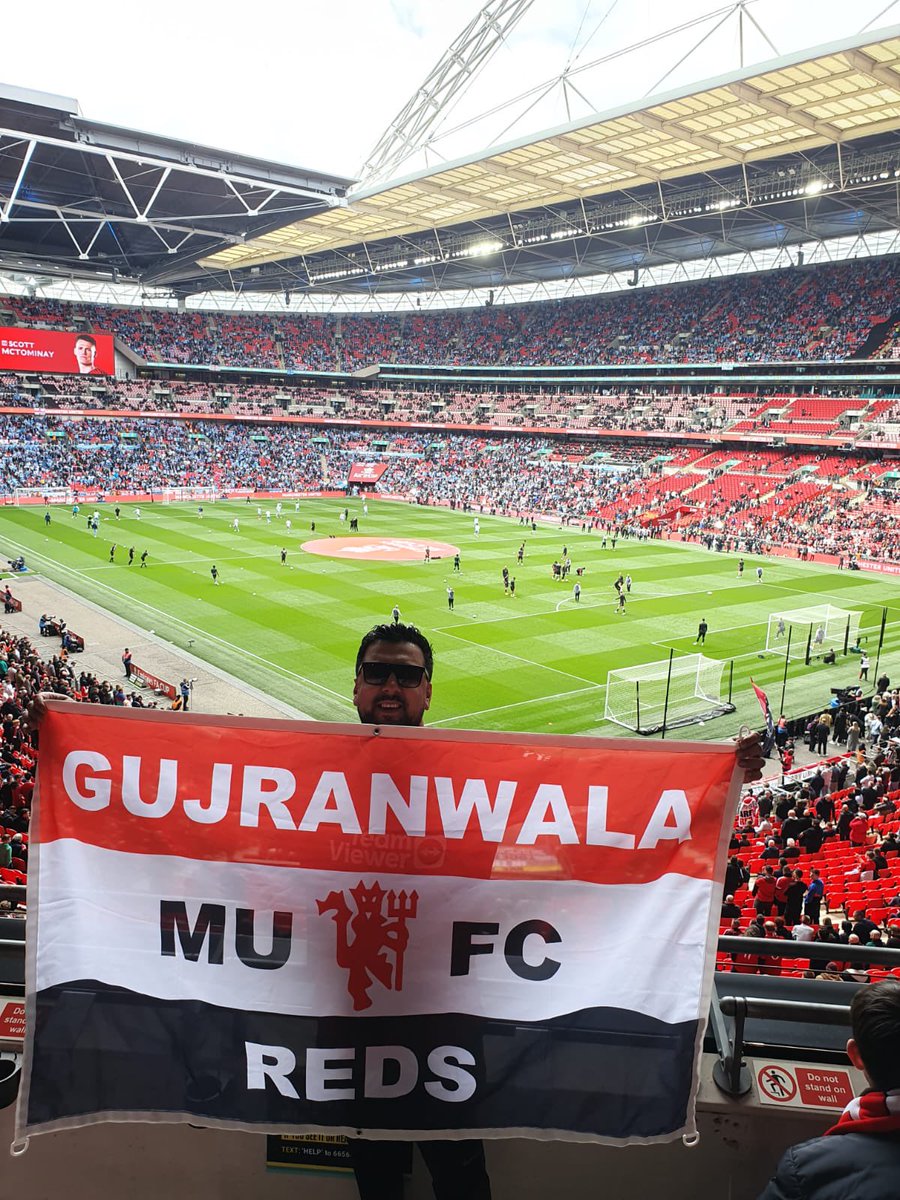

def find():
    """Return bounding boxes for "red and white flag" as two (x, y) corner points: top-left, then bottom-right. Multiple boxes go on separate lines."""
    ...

(18, 706), (741, 1145)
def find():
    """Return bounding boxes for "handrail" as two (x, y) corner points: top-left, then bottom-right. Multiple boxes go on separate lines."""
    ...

(719, 997), (850, 1024)
(713, 993), (855, 1098)
(718, 935), (900, 966)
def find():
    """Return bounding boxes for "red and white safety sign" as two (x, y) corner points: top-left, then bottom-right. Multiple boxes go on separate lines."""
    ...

(754, 1061), (856, 1110)
(0, 1000), (25, 1041)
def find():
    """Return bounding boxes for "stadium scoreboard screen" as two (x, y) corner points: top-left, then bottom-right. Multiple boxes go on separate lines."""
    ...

(0, 327), (115, 375)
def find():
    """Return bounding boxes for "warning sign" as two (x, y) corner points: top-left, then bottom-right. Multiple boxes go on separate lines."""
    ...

(754, 1062), (856, 1111)
(796, 1068), (855, 1109)
(266, 1134), (353, 1175)
(757, 1064), (797, 1103)
(0, 1000), (25, 1041)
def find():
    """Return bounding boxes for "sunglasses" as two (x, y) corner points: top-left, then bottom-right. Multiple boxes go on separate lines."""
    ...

(357, 662), (429, 687)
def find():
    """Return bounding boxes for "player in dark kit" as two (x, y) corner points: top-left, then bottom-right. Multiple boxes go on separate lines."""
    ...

(696, 619), (708, 644)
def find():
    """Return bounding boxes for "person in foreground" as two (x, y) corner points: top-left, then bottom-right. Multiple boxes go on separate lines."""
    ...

(25, 627), (765, 1200)
(757, 978), (900, 1200)
(348, 621), (763, 1198)
(349, 621), (492, 1199)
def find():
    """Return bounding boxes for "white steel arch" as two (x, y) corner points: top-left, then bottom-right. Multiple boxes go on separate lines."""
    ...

(360, 0), (537, 187)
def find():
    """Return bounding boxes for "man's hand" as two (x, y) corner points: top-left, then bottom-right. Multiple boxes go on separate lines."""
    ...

(735, 731), (766, 784)
(23, 692), (73, 731)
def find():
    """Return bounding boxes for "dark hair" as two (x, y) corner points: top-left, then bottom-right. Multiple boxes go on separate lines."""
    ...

(74, 333), (96, 348)
(850, 979), (900, 1090)
(355, 623), (434, 680)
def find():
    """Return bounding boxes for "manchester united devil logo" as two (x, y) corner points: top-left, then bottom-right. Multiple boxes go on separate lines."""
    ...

(317, 880), (419, 1011)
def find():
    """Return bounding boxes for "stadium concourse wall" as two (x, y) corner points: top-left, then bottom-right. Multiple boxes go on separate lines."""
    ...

(3, 489), (357, 505)
(0, 1062), (852, 1200)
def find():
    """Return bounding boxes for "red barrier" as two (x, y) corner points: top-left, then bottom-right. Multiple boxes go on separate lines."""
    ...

(130, 664), (176, 700)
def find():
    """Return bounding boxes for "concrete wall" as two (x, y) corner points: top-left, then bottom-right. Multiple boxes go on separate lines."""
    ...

(0, 1061), (836, 1200)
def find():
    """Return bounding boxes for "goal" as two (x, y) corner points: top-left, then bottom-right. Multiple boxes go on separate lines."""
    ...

(765, 605), (860, 661)
(162, 486), (220, 504)
(604, 653), (735, 735)
(13, 486), (75, 506)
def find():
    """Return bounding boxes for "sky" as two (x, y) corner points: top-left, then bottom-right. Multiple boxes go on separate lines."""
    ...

(3, 0), (899, 184)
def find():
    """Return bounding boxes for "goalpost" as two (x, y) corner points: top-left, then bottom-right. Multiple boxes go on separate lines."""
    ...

(604, 653), (735, 735)
(13, 486), (75, 506)
(162, 486), (220, 504)
(765, 605), (861, 662)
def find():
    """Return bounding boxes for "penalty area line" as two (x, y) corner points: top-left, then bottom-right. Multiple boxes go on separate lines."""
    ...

(435, 627), (599, 687)
(429, 683), (606, 727)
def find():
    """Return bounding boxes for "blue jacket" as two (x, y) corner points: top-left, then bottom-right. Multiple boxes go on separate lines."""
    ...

(758, 1131), (900, 1199)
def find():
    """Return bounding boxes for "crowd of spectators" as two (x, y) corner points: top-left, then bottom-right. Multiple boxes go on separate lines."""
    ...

(4, 253), (899, 370)
(0, 412), (896, 560)
(722, 683), (900, 983)
(1, 622), (159, 899)
(1, 370), (897, 446)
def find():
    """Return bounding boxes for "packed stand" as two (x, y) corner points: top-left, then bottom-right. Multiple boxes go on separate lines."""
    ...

(4, 254), (899, 370)
(0, 412), (896, 558)
(721, 682), (900, 982)
(0, 622), (163, 903)
(1, 371), (896, 443)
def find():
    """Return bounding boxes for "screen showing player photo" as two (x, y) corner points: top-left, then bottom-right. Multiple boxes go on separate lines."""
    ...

(0, 327), (115, 375)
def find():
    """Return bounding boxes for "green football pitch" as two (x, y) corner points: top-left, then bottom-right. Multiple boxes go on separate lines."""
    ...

(1, 498), (898, 740)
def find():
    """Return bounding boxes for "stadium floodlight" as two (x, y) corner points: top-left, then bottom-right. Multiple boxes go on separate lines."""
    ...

(604, 653), (734, 736)
(765, 605), (861, 663)
(463, 240), (504, 258)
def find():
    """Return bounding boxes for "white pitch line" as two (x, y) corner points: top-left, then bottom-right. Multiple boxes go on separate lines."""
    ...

(78, 547), (318, 571)
(429, 683), (606, 727)
(435, 626), (599, 686)
(650, 642), (780, 664)
(764, 578), (900, 611)
(4, 540), (355, 711)
(432, 581), (743, 632)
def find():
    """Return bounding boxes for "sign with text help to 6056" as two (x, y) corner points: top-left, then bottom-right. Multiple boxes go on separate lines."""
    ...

(19, 705), (742, 1145)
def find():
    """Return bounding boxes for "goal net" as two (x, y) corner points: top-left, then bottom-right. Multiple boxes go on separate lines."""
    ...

(162, 486), (220, 504)
(604, 653), (734, 735)
(765, 605), (861, 661)
(13, 486), (75, 506)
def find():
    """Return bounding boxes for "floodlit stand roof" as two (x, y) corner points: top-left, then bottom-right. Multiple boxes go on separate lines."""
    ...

(202, 25), (900, 272)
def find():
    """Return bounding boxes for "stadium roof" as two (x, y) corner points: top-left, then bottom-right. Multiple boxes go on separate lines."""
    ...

(0, 82), (352, 289)
(192, 24), (900, 290)
(2, 25), (900, 304)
